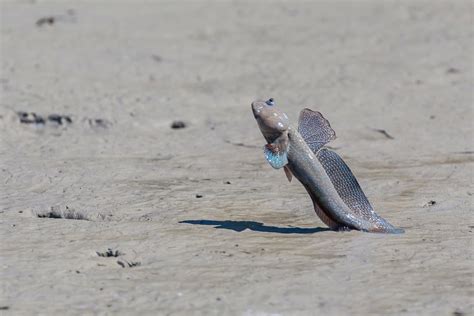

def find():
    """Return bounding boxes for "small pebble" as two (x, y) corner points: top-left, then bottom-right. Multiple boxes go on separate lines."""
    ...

(446, 67), (460, 74)
(453, 309), (464, 316)
(171, 121), (186, 129)
(36, 16), (55, 26)
(423, 200), (436, 207)
(151, 54), (163, 62)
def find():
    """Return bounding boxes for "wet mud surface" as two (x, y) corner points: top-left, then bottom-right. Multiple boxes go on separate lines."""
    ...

(1, 1), (472, 315)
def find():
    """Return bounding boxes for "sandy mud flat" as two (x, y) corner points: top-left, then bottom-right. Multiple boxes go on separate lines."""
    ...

(0, 1), (472, 315)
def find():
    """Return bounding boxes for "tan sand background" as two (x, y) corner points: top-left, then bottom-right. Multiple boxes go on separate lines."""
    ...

(1, 1), (473, 315)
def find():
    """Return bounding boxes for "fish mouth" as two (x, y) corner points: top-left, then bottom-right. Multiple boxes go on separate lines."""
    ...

(251, 101), (263, 118)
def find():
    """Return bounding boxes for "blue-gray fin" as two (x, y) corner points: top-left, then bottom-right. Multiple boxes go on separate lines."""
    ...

(264, 144), (288, 169)
(298, 109), (336, 153)
(263, 137), (289, 169)
(316, 148), (400, 232)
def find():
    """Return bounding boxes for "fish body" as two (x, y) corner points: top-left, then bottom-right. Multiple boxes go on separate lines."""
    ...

(252, 99), (403, 233)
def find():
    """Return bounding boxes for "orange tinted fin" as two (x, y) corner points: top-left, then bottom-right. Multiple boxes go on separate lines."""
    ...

(283, 166), (292, 182)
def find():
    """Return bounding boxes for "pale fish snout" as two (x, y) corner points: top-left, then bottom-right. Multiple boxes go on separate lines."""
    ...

(251, 98), (275, 118)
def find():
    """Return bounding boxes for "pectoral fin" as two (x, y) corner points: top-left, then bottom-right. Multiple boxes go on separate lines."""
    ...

(298, 109), (336, 153)
(263, 134), (289, 169)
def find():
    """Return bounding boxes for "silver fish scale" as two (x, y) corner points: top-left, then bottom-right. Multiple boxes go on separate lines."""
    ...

(316, 148), (378, 221)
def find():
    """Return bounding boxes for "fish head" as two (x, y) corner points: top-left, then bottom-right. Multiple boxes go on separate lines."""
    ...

(251, 98), (289, 143)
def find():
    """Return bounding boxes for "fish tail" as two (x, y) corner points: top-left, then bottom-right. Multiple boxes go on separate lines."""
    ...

(370, 222), (405, 234)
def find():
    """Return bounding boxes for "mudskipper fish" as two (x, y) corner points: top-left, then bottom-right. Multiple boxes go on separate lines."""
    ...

(252, 98), (403, 233)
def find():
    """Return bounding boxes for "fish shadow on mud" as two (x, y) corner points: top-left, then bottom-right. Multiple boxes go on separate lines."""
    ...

(179, 220), (329, 234)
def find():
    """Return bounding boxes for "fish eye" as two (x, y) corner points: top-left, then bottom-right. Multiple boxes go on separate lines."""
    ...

(265, 98), (274, 106)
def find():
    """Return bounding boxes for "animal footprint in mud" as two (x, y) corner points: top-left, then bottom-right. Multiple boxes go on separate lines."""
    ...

(35, 206), (89, 220)
(15, 110), (112, 131)
(17, 111), (73, 129)
(17, 112), (45, 125)
(47, 114), (72, 126)
(96, 248), (123, 257)
(117, 259), (141, 268)
(87, 118), (111, 129)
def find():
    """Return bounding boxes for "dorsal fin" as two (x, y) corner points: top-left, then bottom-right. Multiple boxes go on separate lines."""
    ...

(316, 148), (402, 233)
(316, 148), (374, 218)
(298, 109), (336, 153)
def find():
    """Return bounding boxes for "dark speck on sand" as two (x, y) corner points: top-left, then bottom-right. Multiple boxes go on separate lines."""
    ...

(171, 121), (187, 129)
